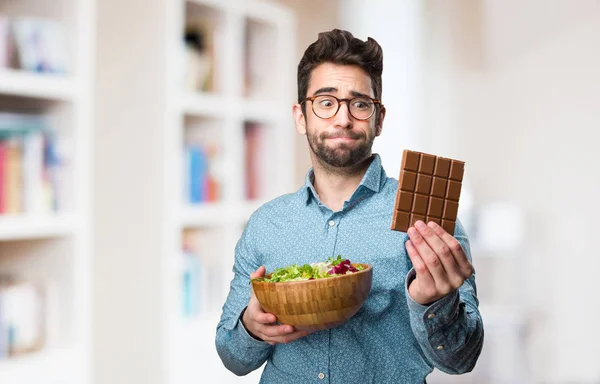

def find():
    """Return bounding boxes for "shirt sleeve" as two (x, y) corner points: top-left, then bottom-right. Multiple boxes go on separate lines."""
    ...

(215, 214), (273, 376)
(404, 219), (484, 374)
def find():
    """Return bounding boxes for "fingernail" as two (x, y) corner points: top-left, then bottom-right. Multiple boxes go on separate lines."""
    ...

(427, 221), (437, 229)
(286, 326), (294, 333)
(408, 227), (421, 239)
(415, 220), (426, 229)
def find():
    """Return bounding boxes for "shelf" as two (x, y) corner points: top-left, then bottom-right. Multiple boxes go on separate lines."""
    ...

(242, 0), (294, 24)
(180, 200), (264, 228)
(180, 93), (287, 122)
(0, 347), (76, 384)
(162, 1), (295, 383)
(185, 0), (228, 12)
(180, 92), (228, 117)
(0, 0), (93, 382)
(241, 98), (287, 123)
(0, 213), (77, 241)
(0, 69), (77, 101)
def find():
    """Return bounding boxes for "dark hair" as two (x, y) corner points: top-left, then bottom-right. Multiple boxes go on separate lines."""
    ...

(297, 29), (384, 113)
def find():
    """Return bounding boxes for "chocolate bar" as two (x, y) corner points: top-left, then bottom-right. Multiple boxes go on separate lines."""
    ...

(391, 150), (465, 234)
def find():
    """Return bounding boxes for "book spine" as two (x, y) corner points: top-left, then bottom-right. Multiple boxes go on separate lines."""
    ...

(4, 138), (23, 214)
(0, 16), (8, 68)
(0, 141), (6, 214)
(22, 131), (45, 214)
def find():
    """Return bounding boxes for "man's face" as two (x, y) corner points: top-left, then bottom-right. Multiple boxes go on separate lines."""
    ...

(293, 63), (385, 169)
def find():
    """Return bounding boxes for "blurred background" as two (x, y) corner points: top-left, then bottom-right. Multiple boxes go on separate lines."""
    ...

(0, 0), (598, 383)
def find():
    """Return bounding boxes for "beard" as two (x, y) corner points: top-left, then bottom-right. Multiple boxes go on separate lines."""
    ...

(306, 126), (376, 169)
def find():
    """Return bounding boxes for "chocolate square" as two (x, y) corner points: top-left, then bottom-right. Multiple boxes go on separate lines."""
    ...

(391, 150), (465, 234)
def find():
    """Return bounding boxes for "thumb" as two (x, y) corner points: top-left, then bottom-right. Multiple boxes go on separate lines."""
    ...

(250, 265), (266, 280)
(249, 266), (266, 299)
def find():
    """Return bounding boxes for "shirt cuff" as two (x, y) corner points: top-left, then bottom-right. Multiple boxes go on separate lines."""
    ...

(404, 268), (461, 334)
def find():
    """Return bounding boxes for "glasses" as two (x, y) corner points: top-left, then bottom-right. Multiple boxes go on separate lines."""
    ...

(302, 95), (382, 120)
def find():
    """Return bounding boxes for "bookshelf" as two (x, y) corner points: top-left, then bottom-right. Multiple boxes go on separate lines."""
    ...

(0, 69), (77, 101)
(0, 0), (93, 384)
(165, 0), (296, 382)
(93, 0), (294, 381)
(0, 213), (76, 241)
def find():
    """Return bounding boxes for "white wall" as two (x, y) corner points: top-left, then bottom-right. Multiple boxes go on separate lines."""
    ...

(279, 0), (422, 184)
(420, 1), (600, 382)
(93, 0), (167, 383)
(275, 0), (341, 186)
(339, 0), (600, 382)
(339, 0), (422, 180)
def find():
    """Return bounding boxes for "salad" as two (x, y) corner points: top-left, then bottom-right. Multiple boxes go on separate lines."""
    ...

(252, 255), (365, 283)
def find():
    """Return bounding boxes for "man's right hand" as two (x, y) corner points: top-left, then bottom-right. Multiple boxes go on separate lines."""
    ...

(242, 266), (312, 345)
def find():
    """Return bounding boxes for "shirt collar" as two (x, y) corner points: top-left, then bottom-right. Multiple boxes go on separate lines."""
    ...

(299, 154), (385, 205)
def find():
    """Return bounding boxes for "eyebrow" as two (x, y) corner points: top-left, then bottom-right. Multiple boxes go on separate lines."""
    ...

(312, 87), (337, 96)
(312, 87), (372, 98)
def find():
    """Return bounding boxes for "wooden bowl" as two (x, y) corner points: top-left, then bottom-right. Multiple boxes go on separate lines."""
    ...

(251, 263), (373, 331)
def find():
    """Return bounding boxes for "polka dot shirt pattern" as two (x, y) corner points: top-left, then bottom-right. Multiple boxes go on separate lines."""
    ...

(216, 154), (484, 384)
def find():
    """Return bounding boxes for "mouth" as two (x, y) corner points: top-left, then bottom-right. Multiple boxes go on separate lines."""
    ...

(324, 132), (362, 142)
(327, 136), (357, 142)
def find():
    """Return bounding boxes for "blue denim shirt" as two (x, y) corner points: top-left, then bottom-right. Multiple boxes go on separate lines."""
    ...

(216, 154), (484, 383)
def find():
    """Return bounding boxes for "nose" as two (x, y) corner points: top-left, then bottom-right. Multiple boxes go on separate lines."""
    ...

(333, 101), (353, 129)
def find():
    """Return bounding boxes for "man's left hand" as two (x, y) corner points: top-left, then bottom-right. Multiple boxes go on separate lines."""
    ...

(405, 220), (474, 306)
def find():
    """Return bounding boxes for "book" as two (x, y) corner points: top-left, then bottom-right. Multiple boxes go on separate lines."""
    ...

(244, 122), (262, 200)
(0, 142), (5, 213)
(244, 23), (273, 98)
(183, 18), (216, 92)
(0, 15), (9, 68)
(22, 130), (45, 214)
(187, 145), (207, 204)
(11, 17), (68, 73)
(0, 281), (45, 358)
(3, 138), (22, 214)
(184, 141), (222, 204)
(0, 113), (61, 214)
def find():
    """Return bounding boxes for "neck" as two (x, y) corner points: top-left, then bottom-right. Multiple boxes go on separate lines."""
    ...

(311, 155), (374, 212)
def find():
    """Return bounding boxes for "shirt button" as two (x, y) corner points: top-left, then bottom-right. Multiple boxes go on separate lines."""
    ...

(318, 372), (325, 379)
(436, 345), (444, 350)
(328, 220), (335, 227)
(427, 313), (436, 319)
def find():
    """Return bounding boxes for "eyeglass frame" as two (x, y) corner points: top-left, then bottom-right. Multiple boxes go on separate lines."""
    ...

(301, 94), (384, 121)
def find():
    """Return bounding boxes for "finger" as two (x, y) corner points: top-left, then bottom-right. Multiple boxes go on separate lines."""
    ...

(250, 266), (266, 280)
(271, 329), (312, 344)
(250, 266), (266, 298)
(408, 226), (449, 289)
(405, 239), (435, 288)
(427, 221), (474, 279)
(260, 323), (297, 338)
(263, 328), (311, 345)
(415, 221), (463, 288)
(253, 310), (277, 325)
(247, 298), (277, 324)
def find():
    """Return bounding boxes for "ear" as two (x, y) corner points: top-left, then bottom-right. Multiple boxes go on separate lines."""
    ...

(293, 103), (307, 135)
(375, 105), (386, 137)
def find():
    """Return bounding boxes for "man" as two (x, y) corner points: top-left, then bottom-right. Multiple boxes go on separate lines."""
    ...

(216, 29), (484, 383)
